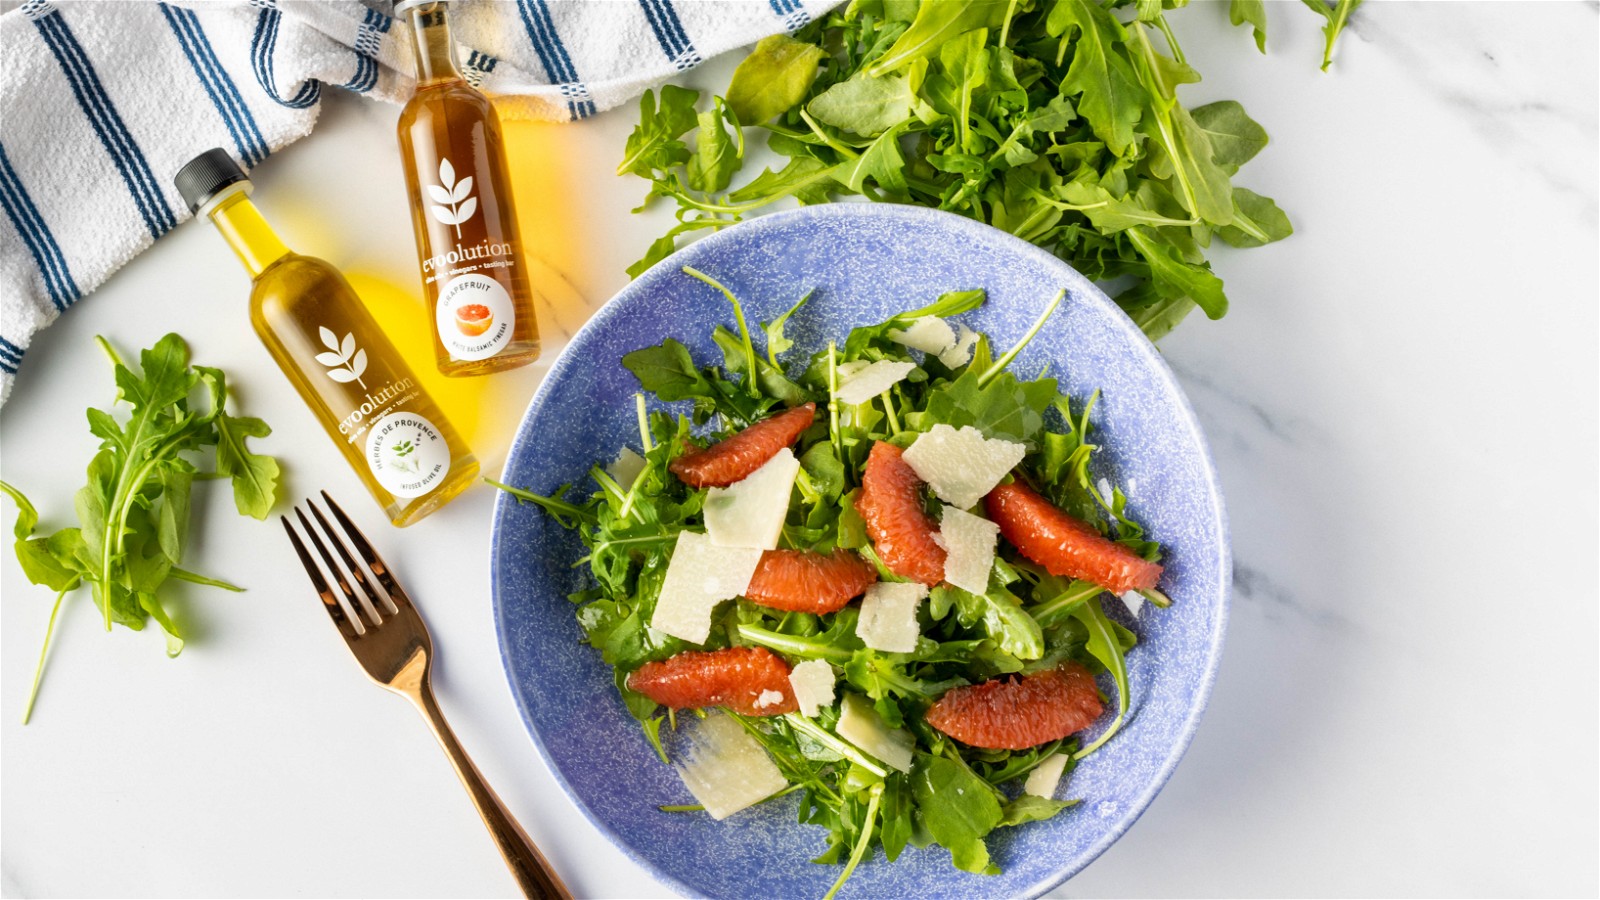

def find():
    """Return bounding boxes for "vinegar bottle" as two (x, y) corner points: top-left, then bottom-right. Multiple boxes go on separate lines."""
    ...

(175, 149), (478, 527)
(396, 0), (540, 376)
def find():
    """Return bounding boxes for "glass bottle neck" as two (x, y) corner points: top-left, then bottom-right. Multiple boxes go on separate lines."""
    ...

(206, 188), (290, 279)
(408, 4), (461, 86)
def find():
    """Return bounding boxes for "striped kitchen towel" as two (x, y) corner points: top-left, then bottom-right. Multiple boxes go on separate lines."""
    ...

(0, 0), (841, 404)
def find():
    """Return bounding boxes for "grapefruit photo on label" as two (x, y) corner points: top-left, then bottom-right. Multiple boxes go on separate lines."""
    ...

(455, 303), (493, 337)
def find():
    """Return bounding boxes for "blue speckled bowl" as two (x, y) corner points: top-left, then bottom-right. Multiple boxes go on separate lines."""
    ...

(490, 204), (1229, 899)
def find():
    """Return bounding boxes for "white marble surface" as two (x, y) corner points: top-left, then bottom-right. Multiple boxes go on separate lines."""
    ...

(2, 3), (1596, 897)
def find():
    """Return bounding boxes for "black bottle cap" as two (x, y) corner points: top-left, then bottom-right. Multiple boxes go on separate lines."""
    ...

(174, 148), (249, 213)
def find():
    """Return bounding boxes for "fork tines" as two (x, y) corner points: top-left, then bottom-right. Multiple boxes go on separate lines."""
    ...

(281, 492), (403, 636)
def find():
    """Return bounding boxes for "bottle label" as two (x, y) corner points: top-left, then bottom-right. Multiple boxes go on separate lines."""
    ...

(365, 411), (451, 498)
(435, 272), (514, 361)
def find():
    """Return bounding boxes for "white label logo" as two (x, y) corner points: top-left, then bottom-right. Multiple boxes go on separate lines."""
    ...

(365, 411), (451, 498)
(316, 327), (368, 388)
(427, 157), (477, 239)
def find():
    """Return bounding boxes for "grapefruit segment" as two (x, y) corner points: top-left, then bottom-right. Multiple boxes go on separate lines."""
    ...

(669, 403), (816, 488)
(744, 549), (877, 614)
(855, 441), (946, 586)
(984, 479), (1163, 594)
(626, 646), (797, 716)
(924, 662), (1104, 750)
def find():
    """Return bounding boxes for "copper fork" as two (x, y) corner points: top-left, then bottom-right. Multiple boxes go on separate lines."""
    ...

(282, 491), (571, 900)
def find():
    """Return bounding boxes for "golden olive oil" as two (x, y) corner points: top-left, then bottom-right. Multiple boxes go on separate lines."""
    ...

(397, 0), (540, 377)
(175, 149), (477, 526)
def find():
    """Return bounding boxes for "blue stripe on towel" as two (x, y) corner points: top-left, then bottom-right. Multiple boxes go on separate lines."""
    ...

(160, 4), (263, 167)
(30, 10), (176, 239)
(178, 6), (269, 164)
(341, 6), (387, 94)
(515, 0), (594, 120)
(463, 50), (501, 88)
(0, 336), (23, 365)
(0, 143), (81, 311)
(251, 4), (320, 109)
(768, 0), (810, 31)
(637, 0), (700, 70)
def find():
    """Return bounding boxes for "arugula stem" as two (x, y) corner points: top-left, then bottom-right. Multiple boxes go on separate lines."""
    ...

(737, 624), (853, 663)
(1023, 184), (1198, 228)
(979, 288), (1066, 388)
(1318, 0), (1358, 70)
(575, 532), (682, 565)
(823, 781), (883, 900)
(658, 804), (705, 813)
(485, 478), (593, 523)
(590, 466), (644, 524)
(97, 427), (180, 629)
(1137, 587), (1173, 608)
(682, 266), (760, 400)
(1153, 13), (1187, 65)
(799, 109), (859, 158)
(879, 391), (901, 435)
(635, 393), (653, 452)
(785, 713), (888, 778)
(1028, 581), (1102, 628)
(23, 578), (77, 725)
(93, 334), (125, 368)
(1073, 714), (1125, 760)
(168, 567), (244, 591)
(827, 342), (842, 462)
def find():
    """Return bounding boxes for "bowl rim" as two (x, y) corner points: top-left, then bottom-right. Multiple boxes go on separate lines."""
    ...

(489, 202), (1232, 899)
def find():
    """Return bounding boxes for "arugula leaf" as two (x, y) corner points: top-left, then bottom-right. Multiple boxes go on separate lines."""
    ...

(999, 793), (1078, 826)
(3, 333), (276, 722)
(918, 368), (1057, 446)
(1125, 226), (1228, 320)
(1229, 0), (1268, 53)
(867, 0), (1007, 77)
(911, 752), (1003, 874)
(686, 98), (743, 193)
(726, 34), (826, 124)
(622, 339), (715, 402)
(1216, 187), (1294, 248)
(807, 71), (914, 137)
(1070, 596), (1130, 758)
(1191, 100), (1269, 174)
(208, 394), (279, 520)
(617, 85), (699, 178)
(938, 581), (1046, 661)
(1048, 0), (1146, 157)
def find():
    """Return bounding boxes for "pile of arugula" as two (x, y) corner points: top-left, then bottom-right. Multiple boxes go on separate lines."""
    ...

(495, 271), (1160, 895)
(619, 0), (1359, 340)
(1, 334), (279, 723)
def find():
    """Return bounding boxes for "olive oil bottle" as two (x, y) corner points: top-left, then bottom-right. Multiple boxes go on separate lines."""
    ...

(396, 0), (540, 377)
(175, 149), (477, 526)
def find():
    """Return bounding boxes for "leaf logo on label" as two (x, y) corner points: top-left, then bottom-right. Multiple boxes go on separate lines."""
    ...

(428, 157), (478, 239)
(316, 325), (368, 388)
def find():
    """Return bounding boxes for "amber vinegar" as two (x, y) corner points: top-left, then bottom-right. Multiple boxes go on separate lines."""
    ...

(397, 0), (540, 377)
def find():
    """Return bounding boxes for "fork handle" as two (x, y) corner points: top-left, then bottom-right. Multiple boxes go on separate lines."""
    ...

(410, 684), (573, 900)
